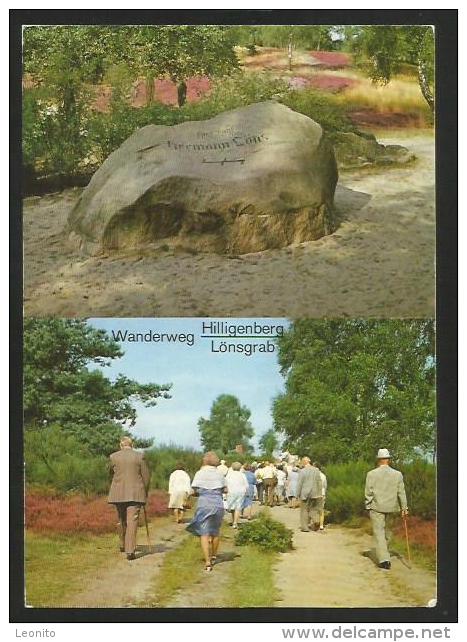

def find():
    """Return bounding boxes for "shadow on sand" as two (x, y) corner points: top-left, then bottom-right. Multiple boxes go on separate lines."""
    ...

(361, 547), (411, 569)
(134, 543), (170, 559)
(334, 185), (372, 221)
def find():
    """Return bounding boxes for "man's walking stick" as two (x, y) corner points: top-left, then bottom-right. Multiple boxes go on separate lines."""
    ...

(143, 505), (151, 549)
(403, 513), (412, 568)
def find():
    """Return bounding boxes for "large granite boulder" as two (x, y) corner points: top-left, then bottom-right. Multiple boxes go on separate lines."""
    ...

(67, 102), (338, 255)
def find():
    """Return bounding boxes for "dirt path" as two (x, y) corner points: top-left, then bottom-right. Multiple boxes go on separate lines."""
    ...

(60, 518), (187, 608)
(165, 526), (239, 608)
(55, 504), (436, 608)
(271, 505), (436, 608)
(23, 132), (434, 318)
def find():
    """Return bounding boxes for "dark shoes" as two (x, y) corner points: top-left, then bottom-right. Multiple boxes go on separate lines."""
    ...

(378, 561), (391, 570)
(300, 528), (310, 532)
(126, 552), (136, 561)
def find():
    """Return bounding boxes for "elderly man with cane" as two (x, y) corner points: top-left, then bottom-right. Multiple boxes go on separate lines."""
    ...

(108, 436), (151, 561)
(365, 448), (408, 570)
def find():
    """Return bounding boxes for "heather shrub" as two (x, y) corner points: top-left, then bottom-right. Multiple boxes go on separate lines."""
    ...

(235, 511), (293, 552)
(25, 490), (168, 534)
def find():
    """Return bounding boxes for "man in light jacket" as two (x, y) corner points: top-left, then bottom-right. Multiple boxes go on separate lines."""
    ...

(108, 436), (151, 560)
(365, 448), (408, 570)
(296, 457), (323, 532)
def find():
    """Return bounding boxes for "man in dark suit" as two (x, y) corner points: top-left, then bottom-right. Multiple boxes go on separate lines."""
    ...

(108, 436), (151, 560)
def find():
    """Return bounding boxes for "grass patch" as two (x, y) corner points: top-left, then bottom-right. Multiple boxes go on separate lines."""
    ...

(25, 530), (117, 607)
(227, 546), (278, 607)
(390, 536), (436, 572)
(141, 534), (204, 607)
(335, 76), (430, 120)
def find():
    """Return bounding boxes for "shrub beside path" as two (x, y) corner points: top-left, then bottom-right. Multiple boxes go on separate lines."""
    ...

(271, 505), (436, 608)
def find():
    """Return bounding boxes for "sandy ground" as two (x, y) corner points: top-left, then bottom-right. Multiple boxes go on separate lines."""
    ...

(56, 503), (436, 609)
(272, 505), (436, 608)
(58, 518), (187, 608)
(23, 132), (434, 318)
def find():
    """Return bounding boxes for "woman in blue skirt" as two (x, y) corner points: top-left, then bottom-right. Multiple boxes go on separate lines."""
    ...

(187, 451), (227, 572)
(241, 463), (257, 520)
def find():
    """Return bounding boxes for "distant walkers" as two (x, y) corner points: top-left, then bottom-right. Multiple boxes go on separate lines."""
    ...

(365, 448), (408, 570)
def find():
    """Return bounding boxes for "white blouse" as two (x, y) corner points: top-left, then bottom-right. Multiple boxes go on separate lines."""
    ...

(169, 469), (191, 495)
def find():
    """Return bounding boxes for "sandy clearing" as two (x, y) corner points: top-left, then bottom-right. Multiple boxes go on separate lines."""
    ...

(272, 505), (436, 608)
(23, 132), (434, 318)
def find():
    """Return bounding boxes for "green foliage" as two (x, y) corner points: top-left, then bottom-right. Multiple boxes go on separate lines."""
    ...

(144, 444), (202, 490)
(274, 320), (435, 463)
(400, 459), (436, 520)
(348, 25), (434, 111)
(282, 89), (354, 133)
(204, 71), (288, 111)
(25, 425), (109, 494)
(259, 429), (280, 458)
(227, 26), (336, 50)
(198, 394), (254, 455)
(235, 511), (293, 552)
(128, 26), (238, 84)
(325, 461), (369, 522)
(24, 318), (171, 457)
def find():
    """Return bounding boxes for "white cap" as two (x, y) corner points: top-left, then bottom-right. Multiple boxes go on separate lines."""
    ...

(377, 448), (391, 459)
(220, 460), (226, 465)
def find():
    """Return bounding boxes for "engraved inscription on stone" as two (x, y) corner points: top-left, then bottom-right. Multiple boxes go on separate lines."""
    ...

(67, 102), (338, 256)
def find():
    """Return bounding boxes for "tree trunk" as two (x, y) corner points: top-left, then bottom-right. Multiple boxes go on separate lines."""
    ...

(177, 80), (187, 107)
(146, 73), (155, 106)
(418, 55), (434, 113)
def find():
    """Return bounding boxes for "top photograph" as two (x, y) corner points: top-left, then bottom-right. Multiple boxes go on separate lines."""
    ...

(22, 23), (435, 318)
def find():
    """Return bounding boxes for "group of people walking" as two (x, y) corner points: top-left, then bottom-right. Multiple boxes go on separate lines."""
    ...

(107, 439), (408, 573)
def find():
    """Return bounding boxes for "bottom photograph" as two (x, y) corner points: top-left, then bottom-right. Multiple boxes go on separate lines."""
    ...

(23, 317), (436, 609)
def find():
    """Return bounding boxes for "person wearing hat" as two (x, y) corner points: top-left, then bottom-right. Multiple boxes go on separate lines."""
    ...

(365, 448), (408, 570)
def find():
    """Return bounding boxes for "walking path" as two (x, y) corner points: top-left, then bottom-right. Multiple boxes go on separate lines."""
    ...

(271, 505), (436, 608)
(58, 504), (436, 608)
(61, 518), (187, 608)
